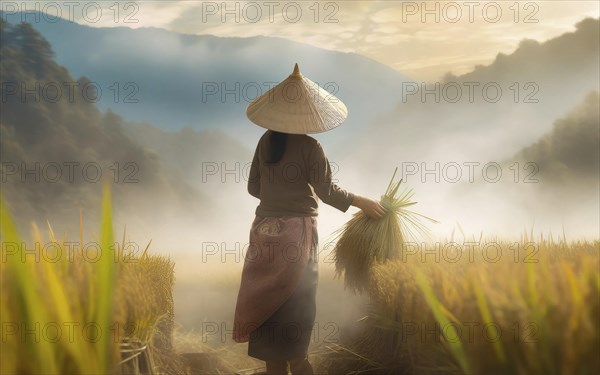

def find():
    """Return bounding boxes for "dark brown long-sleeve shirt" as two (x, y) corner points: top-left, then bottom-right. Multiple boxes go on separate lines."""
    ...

(248, 131), (355, 217)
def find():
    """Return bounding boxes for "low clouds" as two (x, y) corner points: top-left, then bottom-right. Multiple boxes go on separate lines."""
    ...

(10, 1), (599, 80)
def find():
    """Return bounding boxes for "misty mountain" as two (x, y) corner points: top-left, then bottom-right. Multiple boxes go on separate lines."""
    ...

(341, 18), (600, 180)
(0, 19), (216, 237)
(445, 91), (600, 237)
(0, 10), (413, 148)
(513, 91), (599, 185)
(2, 14), (598, 240)
(387, 89), (600, 240)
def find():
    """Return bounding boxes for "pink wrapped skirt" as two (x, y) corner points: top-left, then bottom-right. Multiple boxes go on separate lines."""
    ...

(233, 215), (318, 360)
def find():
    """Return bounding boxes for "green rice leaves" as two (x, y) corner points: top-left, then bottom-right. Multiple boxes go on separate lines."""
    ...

(0, 183), (175, 374)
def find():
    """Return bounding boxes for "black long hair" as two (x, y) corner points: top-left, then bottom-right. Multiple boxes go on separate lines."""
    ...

(265, 130), (288, 164)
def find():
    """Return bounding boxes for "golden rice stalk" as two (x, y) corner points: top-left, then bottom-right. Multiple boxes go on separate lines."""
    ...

(333, 167), (437, 293)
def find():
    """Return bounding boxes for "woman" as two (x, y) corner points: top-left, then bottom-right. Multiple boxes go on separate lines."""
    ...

(233, 64), (386, 375)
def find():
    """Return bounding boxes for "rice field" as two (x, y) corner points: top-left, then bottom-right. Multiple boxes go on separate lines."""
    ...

(326, 169), (600, 374)
(1, 183), (598, 374)
(322, 237), (600, 375)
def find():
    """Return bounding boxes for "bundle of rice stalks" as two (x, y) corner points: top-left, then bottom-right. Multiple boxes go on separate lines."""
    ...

(333, 168), (436, 293)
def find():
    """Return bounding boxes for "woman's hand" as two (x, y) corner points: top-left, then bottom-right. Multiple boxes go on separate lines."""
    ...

(352, 195), (388, 219)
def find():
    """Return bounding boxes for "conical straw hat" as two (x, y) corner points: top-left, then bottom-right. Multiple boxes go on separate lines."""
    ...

(246, 63), (348, 134)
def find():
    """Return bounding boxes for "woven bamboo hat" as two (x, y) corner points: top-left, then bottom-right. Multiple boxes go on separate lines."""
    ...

(246, 63), (348, 134)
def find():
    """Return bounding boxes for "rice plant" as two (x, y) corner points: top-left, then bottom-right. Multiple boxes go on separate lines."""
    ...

(0, 183), (118, 374)
(0, 184), (177, 374)
(326, 238), (600, 375)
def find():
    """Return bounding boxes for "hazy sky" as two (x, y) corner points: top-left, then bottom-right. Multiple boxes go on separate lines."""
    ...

(9, 0), (598, 80)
